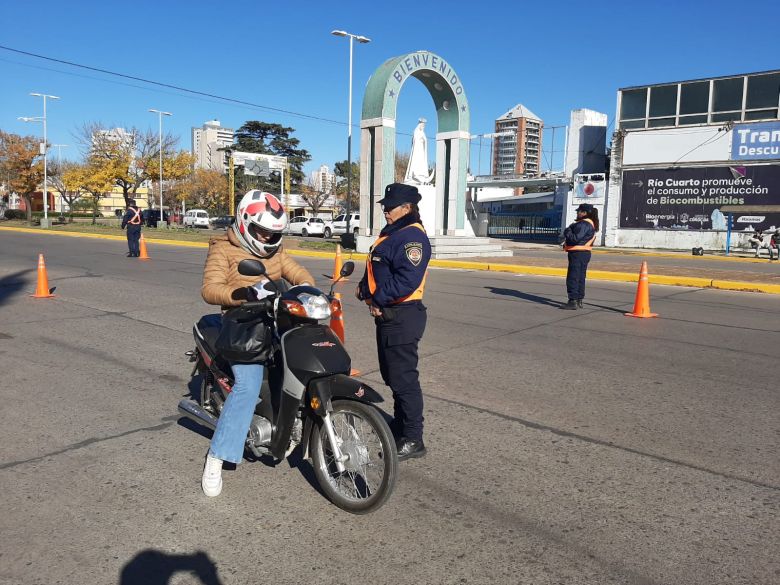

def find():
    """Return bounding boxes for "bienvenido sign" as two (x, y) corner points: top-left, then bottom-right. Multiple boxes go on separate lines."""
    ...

(731, 121), (780, 161)
(390, 52), (465, 96)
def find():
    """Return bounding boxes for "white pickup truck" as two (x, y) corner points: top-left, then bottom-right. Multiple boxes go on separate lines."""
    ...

(323, 213), (360, 239)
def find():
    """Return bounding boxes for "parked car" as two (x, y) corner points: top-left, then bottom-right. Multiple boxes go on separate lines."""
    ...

(183, 209), (210, 228)
(209, 215), (234, 230)
(324, 213), (360, 238)
(287, 216), (325, 237)
(142, 209), (170, 227)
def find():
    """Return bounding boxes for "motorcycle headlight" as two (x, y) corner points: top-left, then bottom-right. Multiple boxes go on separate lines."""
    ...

(296, 292), (332, 320)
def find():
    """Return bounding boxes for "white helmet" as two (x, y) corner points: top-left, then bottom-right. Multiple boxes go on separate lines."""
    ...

(233, 190), (288, 258)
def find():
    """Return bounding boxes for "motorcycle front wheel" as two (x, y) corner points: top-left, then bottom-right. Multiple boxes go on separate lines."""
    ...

(310, 400), (398, 514)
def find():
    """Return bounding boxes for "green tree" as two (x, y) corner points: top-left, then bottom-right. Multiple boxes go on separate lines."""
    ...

(333, 160), (360, 211)
(232, 121), (311, 192)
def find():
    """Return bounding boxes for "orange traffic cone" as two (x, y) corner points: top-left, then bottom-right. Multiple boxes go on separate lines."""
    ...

(31, 253), (55, 298)
(138, 234), (150, 260)
(331, 244), (345, 281)
(330, 292), (345, 343)
(625, 261), (658, 318)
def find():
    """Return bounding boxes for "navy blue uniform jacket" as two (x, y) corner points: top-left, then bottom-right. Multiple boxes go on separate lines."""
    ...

(358, 214), (431, 308)
(563, 219), (595, 247)
(121, 206), (142, 229)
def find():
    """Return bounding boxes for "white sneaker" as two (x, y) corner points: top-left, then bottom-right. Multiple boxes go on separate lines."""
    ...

(201, 453), (223, 497)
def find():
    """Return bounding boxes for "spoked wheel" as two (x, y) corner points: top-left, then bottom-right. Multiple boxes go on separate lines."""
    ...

(310, 400), (398, 514)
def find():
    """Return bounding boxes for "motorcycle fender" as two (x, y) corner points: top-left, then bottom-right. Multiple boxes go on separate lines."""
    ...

(307, 374), (384, 415)
(301, 416), (315, 461)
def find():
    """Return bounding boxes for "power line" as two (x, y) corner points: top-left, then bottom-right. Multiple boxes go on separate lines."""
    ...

(0, 44), (347, 127)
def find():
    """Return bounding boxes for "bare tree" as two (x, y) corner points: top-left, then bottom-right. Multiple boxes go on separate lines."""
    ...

(48, 160), (82, 218)
(301, 179), (331, 217)
(395, 151), (410, 183)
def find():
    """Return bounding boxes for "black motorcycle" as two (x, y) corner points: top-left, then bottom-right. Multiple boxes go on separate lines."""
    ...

(178, 259), (398, 513)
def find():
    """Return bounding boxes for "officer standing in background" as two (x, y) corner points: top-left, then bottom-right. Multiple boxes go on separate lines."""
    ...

(121, 198), (143, 257)
(356, 183), (432, 461)
(561, 203), (599, 309)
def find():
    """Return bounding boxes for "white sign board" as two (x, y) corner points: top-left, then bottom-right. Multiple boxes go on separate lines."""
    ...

(232, 151), (287, 171)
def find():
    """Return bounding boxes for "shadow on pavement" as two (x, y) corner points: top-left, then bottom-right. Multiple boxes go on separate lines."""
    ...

(485, 286), (565, 308)
(0, 269), (33, 306)
(119, 549), (223, 585)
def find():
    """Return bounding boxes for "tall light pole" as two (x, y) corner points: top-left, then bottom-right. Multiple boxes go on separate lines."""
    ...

(149, 109), (172, 227)
(331, 29), (370, 242)
(21, 93), (60, 227)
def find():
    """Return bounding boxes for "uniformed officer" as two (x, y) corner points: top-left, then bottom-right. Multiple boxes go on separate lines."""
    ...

(356, 183), (432, 460)
(561, 203), (599, 309)
(121, 199), (143, 257)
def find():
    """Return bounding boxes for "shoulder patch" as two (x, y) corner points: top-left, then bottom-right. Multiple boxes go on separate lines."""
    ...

(404, 242), (423, 266)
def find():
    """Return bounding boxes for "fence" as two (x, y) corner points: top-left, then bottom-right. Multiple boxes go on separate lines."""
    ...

(487, 210), (561, 242)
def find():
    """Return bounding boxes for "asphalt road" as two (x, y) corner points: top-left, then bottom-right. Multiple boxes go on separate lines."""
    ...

(0, 231), (778, 585)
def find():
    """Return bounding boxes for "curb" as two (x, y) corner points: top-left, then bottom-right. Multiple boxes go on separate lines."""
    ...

(2, 226), (778, 294)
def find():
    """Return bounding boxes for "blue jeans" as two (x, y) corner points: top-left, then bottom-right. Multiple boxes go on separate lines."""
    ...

(209, 363), (264, 464)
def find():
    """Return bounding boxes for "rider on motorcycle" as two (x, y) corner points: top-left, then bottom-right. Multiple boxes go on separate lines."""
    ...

(200, 190), (314, 497)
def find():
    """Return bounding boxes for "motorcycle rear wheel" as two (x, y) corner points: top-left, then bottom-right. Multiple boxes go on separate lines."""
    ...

(310, 400), (398, 514)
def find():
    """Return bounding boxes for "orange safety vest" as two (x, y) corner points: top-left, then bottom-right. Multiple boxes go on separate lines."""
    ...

(128, 208), (142, 226)
(563, 218), (596, 252)
(366, 223), (428, 304)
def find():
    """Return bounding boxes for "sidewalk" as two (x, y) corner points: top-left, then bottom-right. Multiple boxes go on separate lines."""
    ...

(1, 225), (778, 294)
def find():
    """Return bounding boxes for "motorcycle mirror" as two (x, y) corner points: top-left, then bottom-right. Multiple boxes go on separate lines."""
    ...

(340, 261), (355, 277)
(238, 259), (266, 277)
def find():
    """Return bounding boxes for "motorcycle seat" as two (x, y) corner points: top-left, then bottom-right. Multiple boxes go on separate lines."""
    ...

(196, 314), (222, 353)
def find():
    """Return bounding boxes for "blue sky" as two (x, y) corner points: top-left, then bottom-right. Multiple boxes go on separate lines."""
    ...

(1, 0), (779, 177)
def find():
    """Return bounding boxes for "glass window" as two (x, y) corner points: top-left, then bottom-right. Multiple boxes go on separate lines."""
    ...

(620, 88), (648, 120)
(678, 114), (708, 126)
(679, 81), (710, 115)
(711, 111), (743, 122)
(744, 109), (778, 121)
(648, 117), (676, 128)
(712, 77), (744, 112)
(649, 85), (678, 117)
(620, 119), (646, 130)
(746, 73), (780, 110)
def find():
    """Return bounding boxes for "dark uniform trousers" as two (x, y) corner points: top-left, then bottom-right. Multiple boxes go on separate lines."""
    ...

(127, 225), (142, 255)
(566, 250), (591, 300)
(375, 303), (427, 441)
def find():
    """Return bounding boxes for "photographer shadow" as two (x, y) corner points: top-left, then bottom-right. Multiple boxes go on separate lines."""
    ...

(119, 549), (223, 585)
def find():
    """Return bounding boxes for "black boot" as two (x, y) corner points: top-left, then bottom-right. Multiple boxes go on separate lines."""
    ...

(561, 299), (577, 310)
(397, 438), (427, 461)
(576, 299), (583, 309)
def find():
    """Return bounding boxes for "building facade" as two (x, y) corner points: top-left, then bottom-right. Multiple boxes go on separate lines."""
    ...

(605, 69), (780, 250)
(492, 105), (543, 177)
(192, 120), (234, 172)
(311, 164), (335, 193)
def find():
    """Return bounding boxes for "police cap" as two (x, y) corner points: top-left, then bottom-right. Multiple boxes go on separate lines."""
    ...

(127, 199), (137, 207)
(378, 183), (422, 209)
(576, 203), (594, 213)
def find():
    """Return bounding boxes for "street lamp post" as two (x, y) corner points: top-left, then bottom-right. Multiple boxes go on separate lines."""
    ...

(149, 109), (172, 227)
(331, 29), (370, 244)
(21, 93), (60, 227)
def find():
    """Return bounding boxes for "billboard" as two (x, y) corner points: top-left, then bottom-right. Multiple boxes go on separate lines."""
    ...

(619, 165), (780, 231)
(731, 121), (780, 161)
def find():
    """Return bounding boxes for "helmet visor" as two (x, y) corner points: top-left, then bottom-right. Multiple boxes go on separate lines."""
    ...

(249, 223), (282, 246)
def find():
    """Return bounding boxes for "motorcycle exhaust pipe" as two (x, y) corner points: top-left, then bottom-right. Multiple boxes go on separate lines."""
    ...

(177, 399), (218, 431)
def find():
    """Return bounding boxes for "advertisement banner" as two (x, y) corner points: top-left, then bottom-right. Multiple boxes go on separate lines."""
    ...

(731, 121), (780, 161)
(619, 165), (780, 231)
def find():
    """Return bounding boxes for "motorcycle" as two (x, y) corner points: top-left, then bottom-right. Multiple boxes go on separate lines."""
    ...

(178, 259), (398, 514)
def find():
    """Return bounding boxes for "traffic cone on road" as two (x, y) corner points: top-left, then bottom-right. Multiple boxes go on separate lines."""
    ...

(331, 244), (345, 281)
(138, 234), (150, 261)
(31, 254), (55, 298)
(625, 261), (658, 318)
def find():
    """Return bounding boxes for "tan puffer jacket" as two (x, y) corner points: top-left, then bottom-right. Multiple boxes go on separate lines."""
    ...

(201, 229), (314, 309)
